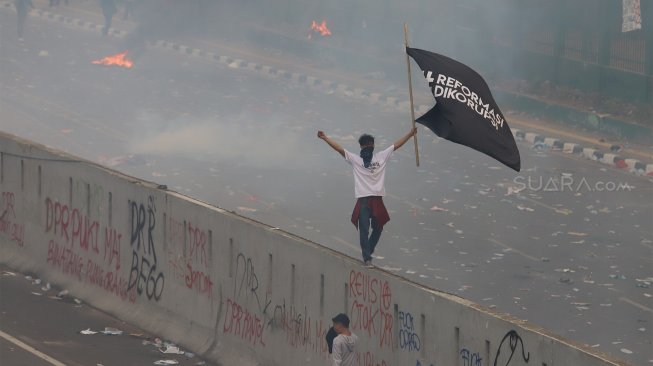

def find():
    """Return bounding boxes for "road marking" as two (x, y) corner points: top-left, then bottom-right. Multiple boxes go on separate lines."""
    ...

(487, 238), (540, 262)
(619, 297), (653, 314)
(0, 329), (67, 366)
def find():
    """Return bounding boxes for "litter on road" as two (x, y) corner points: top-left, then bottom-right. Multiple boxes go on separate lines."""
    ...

(429, 205), (448, 212)
(101, 327), (123, 336)
(80, 328), (98, 335)
(161, 345), (185, 354)
(154, 361), (179, 365)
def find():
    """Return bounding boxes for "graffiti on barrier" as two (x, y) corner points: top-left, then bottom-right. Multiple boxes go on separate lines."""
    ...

(460, 348), (482, 366)
(44, 196), (132, 302)
(128, 196), (164, 301)
(356, 351), (388, 366)
(349, 270), (394, 349)
(0, 192), (24, 246)
(223, 253), (270, 348)
(493, 330), (530, 366)
(167, 216), (213, 299)
(398, 310), (421, 352)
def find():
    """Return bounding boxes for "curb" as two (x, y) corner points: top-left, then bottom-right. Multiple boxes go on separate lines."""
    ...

(7, 2), (652, 177)
(513, 129), (653, 175)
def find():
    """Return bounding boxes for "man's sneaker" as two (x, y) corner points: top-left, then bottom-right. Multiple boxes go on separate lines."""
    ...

(364, 260), (374, 268)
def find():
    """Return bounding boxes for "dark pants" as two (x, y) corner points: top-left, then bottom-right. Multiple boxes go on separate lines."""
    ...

(358, 197), (383, 262)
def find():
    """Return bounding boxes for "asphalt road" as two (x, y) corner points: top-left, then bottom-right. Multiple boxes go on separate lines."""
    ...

(0, 8), (652, 365)
(0, 265), (215, 366)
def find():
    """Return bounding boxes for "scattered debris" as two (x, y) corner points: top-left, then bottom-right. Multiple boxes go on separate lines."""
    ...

(2, 271), (16, 276)
(620, 348), (633, 354)
(557, 268), (575, 273)
(160, 345), (185, 355)
(101, 327), (123, 336)
(154, 361), (179, 366)
(31, 292), (42, 296)
(429, 205), (448, 212)
(568, 232), (588, 237)
(517, 205), (534, 212)
(80, 329), (98, 335)
(505, 186), (524, 196)
(609, 274), (627, 280)
(58, 290), (69, 297)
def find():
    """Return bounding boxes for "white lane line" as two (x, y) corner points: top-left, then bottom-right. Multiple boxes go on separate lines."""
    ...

(619, 297), (653, 314)
(0, 329), (67, 366)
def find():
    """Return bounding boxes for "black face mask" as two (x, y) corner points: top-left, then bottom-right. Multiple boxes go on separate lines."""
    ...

(360, 146), (374, 168)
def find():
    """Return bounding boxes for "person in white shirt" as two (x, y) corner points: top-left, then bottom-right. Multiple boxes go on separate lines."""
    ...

(330, 313), (358, 366)
(317, 128), (417, 267)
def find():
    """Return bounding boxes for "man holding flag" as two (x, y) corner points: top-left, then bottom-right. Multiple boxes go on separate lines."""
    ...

(318, 128), (417, 267)
(317, 39), (520, 267)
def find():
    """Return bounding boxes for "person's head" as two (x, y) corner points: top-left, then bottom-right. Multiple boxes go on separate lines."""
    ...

(332, 313), (350, 334)
(358, 134), (374, 149)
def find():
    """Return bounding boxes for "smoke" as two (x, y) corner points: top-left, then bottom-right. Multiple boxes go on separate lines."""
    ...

(128, 110), (309, 169)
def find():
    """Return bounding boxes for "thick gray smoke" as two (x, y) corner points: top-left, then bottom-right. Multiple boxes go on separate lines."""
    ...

(128, 110), (309, 168)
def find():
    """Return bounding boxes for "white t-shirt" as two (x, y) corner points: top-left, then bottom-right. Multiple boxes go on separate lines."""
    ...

(332, 333), (358, 366)
(344, 145), (394, 198)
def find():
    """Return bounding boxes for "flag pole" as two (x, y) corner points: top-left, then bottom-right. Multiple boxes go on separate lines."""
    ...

(404, 23), (420, 167)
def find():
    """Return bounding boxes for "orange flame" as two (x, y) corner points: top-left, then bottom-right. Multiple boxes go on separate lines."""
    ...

(310, 20), (332, 37)
(92, 51), (134, 68)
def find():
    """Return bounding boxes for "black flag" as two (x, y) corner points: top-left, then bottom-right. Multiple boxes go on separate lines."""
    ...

(406, 47), (521, 171)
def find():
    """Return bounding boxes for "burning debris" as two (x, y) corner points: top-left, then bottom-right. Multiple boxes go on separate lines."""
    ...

(92, 51), (134, 68)
(308, 20), (332, 39)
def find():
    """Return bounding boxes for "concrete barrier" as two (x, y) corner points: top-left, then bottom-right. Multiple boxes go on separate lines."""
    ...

(0, 132), (626, 366)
